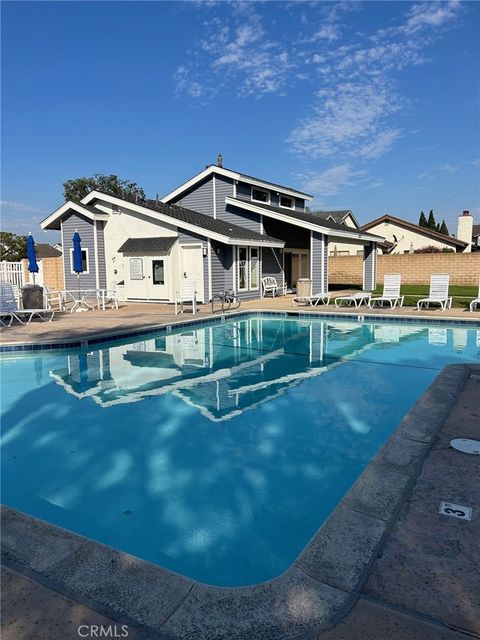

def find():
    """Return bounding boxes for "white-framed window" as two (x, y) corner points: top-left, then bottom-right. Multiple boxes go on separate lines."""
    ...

(250, 247), (259, 289)
(279, 194), (294, 209)
(236, 246), (260, 291)
(70, 247), (89, 274)
(251, 186), (270, 204)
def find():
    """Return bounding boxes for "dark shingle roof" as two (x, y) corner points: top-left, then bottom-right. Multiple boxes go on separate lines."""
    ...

(35, 243), (62, 258)
(118, 237), (177, 253)
(91, 192), (283, 245)
(229, 198), (381, 238)
(312, 210), (355, 225)
(473, 224), (480, 238)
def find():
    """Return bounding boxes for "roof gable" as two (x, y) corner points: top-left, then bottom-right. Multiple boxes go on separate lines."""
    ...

(161, 165), (313, 204)
(360, 214), (468, 248)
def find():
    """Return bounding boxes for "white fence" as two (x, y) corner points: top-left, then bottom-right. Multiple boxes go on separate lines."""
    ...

(0, 261), (24, 288)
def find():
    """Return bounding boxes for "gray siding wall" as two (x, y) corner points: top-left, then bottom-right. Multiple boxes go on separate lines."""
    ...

(214, 175), (234, 219)
(96, 221), (107, 288)
(323, 236), (329, 293)
(178, 229), (209, 301)
(311, 232), (321, 295)
(363, 242), (377, 291)
(61, 213), (97, 290)
(224, 204), (261, 233)
(295, 198), (306, 212)
(236, 181), (252, 200)
(211, 242), (234, 294)
(173, 177), (214, 217)
(261, 247), (284, 296)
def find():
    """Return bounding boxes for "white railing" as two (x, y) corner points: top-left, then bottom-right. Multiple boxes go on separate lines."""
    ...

(0, 261), (24, 288)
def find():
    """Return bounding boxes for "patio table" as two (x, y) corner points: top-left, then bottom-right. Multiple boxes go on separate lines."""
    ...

(61, 289), (109, 313)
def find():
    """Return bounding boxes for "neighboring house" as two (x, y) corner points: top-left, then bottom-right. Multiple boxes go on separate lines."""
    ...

(21, 243), (64, 290)
(40, 159), (382, 302)
(312, 210), (370, 256)
(321, 211), (474, 255)
(360, 214), (469, 254)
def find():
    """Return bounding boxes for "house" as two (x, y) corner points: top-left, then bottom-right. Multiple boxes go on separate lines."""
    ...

(21, 243), (64, 290)
(473, 224), (480, 250)
(40, 158), (382, 302)
(321, 210), (475, 255)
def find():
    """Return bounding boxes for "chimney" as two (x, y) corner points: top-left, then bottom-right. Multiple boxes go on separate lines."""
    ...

(217, 154), (223, 168)
(456, 210), (473, 252)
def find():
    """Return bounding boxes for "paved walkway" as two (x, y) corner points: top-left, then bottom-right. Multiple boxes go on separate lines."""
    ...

(1, 295), (478, 346)
(2, 369), (478, 640)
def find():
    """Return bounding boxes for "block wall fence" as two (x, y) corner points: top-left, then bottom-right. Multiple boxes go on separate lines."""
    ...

(329, 253), (480, 287)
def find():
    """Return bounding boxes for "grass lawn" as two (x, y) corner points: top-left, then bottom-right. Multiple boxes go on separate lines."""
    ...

(373, 284), (477, 308)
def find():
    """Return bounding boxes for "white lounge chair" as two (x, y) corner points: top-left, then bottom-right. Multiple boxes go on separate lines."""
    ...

(369, 274), (404, 309)
(334, 291), (372, 308)
(469, 281), (480, 312)
(292, 292), (330, 307)
(261, 277), (286, 298)
(175, 280), (197, 315)
(417, 274), (452, 311)
(0, 282), (54, 325)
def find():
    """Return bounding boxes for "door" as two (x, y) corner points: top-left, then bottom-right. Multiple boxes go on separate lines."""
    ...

(125, 256), (169, 300)
(180, 245), (204, 302)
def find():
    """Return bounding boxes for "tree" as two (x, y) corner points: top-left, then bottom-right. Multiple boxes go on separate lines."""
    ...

(427, 209), (437, 230)
(419, 211), (427, 227)
(0, 232), (28, 261)
(63, 174), (146, 202)
(438, 220), (449, 236)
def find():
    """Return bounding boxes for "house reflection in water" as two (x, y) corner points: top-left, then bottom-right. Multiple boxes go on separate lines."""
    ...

(50, 318), (425, 422)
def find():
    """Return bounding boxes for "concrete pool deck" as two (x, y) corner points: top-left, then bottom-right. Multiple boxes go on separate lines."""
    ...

(1, 364), (479, 639)
(0, 295), (479, 348)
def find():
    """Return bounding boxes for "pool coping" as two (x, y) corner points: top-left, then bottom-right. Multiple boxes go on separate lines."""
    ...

(1, 362), (473, 640)
(1, 307), (479, 353)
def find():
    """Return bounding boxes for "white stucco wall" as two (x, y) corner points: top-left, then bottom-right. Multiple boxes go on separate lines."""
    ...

(366, 221), (457, 254)
(98, 200), (178, 300)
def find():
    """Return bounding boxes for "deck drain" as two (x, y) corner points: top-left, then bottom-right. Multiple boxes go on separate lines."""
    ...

(439, 502), (472, 521)
(123, 510), (133, 515)
(450, 438), (480, 455)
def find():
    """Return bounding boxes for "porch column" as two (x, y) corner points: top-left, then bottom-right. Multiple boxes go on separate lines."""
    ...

(311, 231), (328, 294)
(363, 242), (377, 291)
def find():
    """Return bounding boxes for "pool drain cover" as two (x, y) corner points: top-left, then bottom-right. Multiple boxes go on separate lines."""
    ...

(450, 438), (480, 455)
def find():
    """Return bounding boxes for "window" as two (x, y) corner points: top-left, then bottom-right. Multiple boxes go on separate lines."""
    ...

(237, 247), (259, 291)
(251, 187), (269, 204)
(279, 195), (294, 209)
(250, 248), (259, 289)
(238, 247), (248, 290)
(152, 260), (165, 285)
(70, 248), (89, 274)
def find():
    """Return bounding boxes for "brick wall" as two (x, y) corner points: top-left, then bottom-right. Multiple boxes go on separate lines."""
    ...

(22, 256), (64, 291)
(329, 253), (480, 286)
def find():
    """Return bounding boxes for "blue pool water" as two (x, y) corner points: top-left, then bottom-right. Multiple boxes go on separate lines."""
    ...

(1, 316), (479, 586)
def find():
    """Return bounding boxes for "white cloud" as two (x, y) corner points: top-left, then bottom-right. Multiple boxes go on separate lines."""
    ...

(0, 200), (47, 213)
(404, 1), (462, 34)
(367, 181), (383, 189)
(469, 159), (480, 167)
(438, 164), (459, 173)
(288, 82), (401, 159)
(299, 164), (367, 197)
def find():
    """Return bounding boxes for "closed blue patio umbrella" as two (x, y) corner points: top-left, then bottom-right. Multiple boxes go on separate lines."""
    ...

(27, 233), (39, 283)
(72, 230), (84, 296)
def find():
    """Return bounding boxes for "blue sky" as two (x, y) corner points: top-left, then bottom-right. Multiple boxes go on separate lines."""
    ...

(1, 0), (479, 242)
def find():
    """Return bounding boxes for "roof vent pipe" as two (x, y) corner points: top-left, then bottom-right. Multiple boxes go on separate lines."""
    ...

(217, 154), (223, 168)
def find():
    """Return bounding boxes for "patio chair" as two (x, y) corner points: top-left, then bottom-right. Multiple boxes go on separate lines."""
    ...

(101, 281), (119, 310)
(334, 291), (372, 308)
(43, 283), (65, 311)
(261, 277), (286, 298)
(469, 281), (480, 312)
(175, 280), (197, 315)
(417, 274), (452, 311)
(369, 274), (404, 309)
(292, 292), (330, 307)
(0, 282), (54, 325)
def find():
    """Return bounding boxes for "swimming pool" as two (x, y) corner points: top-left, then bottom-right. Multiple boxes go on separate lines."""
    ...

(1, 315), (479, 586)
